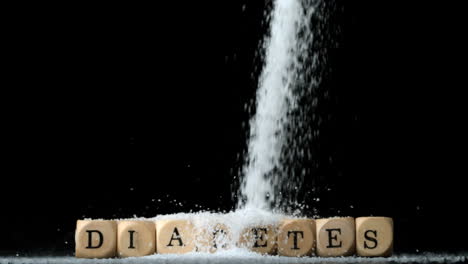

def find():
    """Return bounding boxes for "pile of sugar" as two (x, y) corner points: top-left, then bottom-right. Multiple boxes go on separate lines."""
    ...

(113, 208), (292, 251)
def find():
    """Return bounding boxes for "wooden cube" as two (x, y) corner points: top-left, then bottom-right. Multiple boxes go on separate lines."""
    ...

(316, 217), (355, 257)
(117, 220), (156, 257)
(356, 217), (393, 257)
(156, 219), (195, 254)
(238, 225), (277, 255)
(194, 223), (232, 253)
(277, 219), (316, 257)
(75, 220), (117, 258)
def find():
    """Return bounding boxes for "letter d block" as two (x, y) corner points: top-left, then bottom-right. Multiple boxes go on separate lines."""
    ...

(75, 220), (117, 258)
(356, 217), (393, 257)
(239, 225), (276, 255)
(156, 219), (195, 254)
(117, 221), (156, 257)
(278, 219), (316, 257)
(316, 217), (355, 257)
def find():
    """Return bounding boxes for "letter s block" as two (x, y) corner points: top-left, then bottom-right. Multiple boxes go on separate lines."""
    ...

(117, 220), (156, 257)
(356, 217), (393, 257)
(75, 220), (117, 258)
(156, 219), (195, 254)
(316, 217), (355, 257)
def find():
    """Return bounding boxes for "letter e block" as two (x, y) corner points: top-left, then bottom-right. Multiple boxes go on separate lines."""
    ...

(117, 220), (156, 257)
(156, 219), (195, 254)
(239, 225), (276, 255)
(75, 220), (117, 258)
(356, 217), (393, 257)
(316, 217), (355, 257)
(277, 219), (315, 257)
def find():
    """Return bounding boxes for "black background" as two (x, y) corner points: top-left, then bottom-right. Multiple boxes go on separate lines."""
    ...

(1, 0), (466, 256)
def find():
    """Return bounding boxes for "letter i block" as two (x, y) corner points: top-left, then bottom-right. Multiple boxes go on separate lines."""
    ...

(356, 217), (393, 257)
(316, 217), (355, 257)
(156, 219), (195, 254)
(195, 223), (232, 253)
(239, 225), (277, 255)
(75, 220), (117, 258)
(277, 219), (316, 257)
(117, 221), (156, 257)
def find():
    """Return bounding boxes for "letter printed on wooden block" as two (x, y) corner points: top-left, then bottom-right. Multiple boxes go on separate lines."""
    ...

(75, 220), (117, 258)
(316, 217), (355, 257)
(117, 220), (156, 257)
(356, 217), (393, 257)
(195, 223), (232, 253)
(238, 225), (277, 255)
(277, 219), (316, 257)
(156, 219), (195, 254)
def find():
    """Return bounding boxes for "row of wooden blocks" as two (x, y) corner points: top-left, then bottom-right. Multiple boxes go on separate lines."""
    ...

(75, 216), (393, 258)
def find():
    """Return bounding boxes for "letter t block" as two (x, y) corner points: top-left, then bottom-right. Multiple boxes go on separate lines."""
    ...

(277, 219), (316, 257)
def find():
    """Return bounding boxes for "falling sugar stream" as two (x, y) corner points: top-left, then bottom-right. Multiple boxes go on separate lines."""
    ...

(238, 0), (321, 211)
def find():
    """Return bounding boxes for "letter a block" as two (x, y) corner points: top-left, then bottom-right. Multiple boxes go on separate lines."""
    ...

(239, 225), (276, 255)
(356, 217), (393, 257)
(75, 220), (117, 258)
(117, 221), (156, 257)
(277, 219), (316, 257)
(316, 217), (355, 257)
(156, 219), (195, 254)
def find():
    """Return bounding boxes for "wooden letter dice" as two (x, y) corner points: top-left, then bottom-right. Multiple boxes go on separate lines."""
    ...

(117, 220), (156, 257)
(195, 223), (232, 253)
(356, 217), (393, 257)
(277, 219), (315, 257)
(238, 225), (276, 255)
(316, 217), (355, 257)
(156, 219), (195, 254)
(75, 220), (117, 258)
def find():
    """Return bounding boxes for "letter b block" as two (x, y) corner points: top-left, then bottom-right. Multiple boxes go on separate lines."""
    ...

(117, 221), (156, 257)
(277, 219), (315, 257)
(195, 223), (232, 253)
(356, 217), (393, 257)
(75, 220), (117, 258)
(316, 217), (355, 257)
(156, 219), (195, 254)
